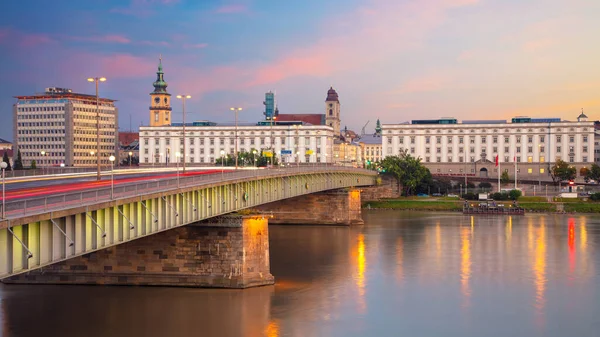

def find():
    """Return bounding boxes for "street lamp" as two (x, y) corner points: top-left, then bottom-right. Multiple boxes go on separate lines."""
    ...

(175, 152), (180, 188)
(296, 151), (300, 167)
(109, 155), (115, 199)
(220, 150), (225, 180)
(128, 151), (133, 167)
(1, 161), (7, 218)
(87, 76), (107, 181)
(176, 95), (191, 173)
(40, 150), (46, 175)
(253, 150), (258, 168)
(230, 107), (243, 169)
(538, 144), (542, 188)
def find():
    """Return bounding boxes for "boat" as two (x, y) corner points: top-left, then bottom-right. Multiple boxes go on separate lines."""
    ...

(462, 199), (525, 215)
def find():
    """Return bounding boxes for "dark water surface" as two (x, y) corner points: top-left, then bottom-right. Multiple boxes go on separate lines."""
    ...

(2, 211), (600, 337)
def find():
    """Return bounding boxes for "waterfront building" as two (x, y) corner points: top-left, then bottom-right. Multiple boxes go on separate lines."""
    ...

(13, 87), (119, 168)
(382, 114), (595, 181)
(358, 119), (383, 164)
(139, 61), (335, 165)
(0, 138), (12, 151)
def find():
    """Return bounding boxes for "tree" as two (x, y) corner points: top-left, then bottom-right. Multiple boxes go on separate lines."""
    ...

(478, 182), (492, 189)
(2, 152), (11, 171)
(380, 154), (431, 196)
(13, 150), (23, 170)
(30, 160), (37, 169)
(500, 171), (510, 185)
(584, 163), (600, 183)
(551, 159), (576, 184)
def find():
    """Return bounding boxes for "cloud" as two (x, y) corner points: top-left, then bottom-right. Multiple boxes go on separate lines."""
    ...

(215, 4), (248, 14)
(70, 35), (131, 44)
(110, 0), (179, 17)
(19, 33), (54, 47)
(522, 38), (556, 53)
(397, 75), (449, 94)
(139, 40), (170, 47)
(183, 43), (208, 49)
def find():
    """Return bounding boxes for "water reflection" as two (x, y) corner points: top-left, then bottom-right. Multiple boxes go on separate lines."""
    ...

(1, 212), (600, 337)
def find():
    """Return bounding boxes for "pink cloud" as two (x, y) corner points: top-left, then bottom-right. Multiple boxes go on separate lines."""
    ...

(57, 52), (157, 80)
(19, 33), (54, 48)
(183, 43), (208, 49)
(215, 4), (248, 14)
(70, 35), (131, 44)
(139, 40), (170, 47)
(523, 38), (556, 53)
(398, 75), (449, 94)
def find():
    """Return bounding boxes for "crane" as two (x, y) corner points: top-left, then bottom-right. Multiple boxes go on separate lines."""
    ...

(361, 120), (370, 136)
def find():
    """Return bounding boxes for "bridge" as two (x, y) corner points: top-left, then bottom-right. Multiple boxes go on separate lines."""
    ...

(0, 166), (377, 288)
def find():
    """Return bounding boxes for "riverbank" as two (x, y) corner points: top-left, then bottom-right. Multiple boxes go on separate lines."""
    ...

(363, 198), (600, 213)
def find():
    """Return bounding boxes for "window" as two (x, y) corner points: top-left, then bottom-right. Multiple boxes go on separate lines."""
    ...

(459, 148), (464, 153)
(583, 146), (588, 153)
(527, 156), (533, 163)
(459, 157), (464, 163)
(482, 148), (486, 153)
(436, 137), (441, 144)
(493, 137), (498, 143)
(448, 147), (452, 153)
(426, 137), (430, 144)
(540, 136), (545, 143)
(448, 137), (452, 144)
(411, 137), (415, 144)
(436, 148), (441, 153)
(426, 157), (430, 162)
(517, 157), (521, 163)
(493, 147), (497, 153)
(540, 168), (545, 174)
(540, 156), (545, 163)
(399, 138), (404, 144)
(144, 139), (148, 145)
(155, 139), (159, 145)
(481, 136), (486, 144)
(528, 168), (532, 174)
(540, 146), (545, 152)
(517, 147), (521, 153)
(470, 138), (475, 144)
(387, 138), (392, 144)
(448, 157), (452, 162)
(528, 136), (533, 143)
(411, 147), (415, 154)
(504, 147), (509, 153)
(569, 156), (574, 163)
(504, 137), (509, 143)
(516, 137), (521, 143)
(583, 136), (588, 142)
(557, 146), (561, 153)
(470, 147), (475, 153)
(583, 156), (588, 162)
(436, 157), (441, 162)
(459, 137), (464, 144)
(556, 135), (562, 142)
(504, 156), (509, 162)
(426, 148), (430, 154)
(528, 147), (533, 153)
(569, 136), (575, 143)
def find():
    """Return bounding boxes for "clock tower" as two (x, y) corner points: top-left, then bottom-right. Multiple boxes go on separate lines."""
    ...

(149, 57), (172, 126)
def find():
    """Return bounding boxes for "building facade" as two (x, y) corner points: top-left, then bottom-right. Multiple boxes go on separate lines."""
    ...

(149, 57), (172, 127)
(0, 138), (12, 151)
(139, 123), (334, 165)
(358, 119), (383, 164)
(325, 87), (341, 137)
(382, 115), (595, 181)
(13, 87), (118, 168)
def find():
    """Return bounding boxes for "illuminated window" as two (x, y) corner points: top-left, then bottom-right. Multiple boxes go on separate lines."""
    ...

(540, 168), (545, 174)
(528, 168), (532, 174)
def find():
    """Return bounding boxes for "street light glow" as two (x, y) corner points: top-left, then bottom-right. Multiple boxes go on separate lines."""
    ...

(109, 156), (115, 162)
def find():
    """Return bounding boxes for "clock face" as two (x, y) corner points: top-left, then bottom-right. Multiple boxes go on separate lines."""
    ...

(164, 98), (168, 104)
(154, 97), (160, 104)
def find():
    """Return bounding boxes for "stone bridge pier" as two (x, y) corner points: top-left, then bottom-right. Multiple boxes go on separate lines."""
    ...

(3, 215), (274, 288)
(254, 188), (364, 226)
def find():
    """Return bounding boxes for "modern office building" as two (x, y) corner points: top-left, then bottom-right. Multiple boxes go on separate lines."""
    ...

(263, 91), (278, 121)
(13, 87), (119, 168)
(382, 114), (595, 180)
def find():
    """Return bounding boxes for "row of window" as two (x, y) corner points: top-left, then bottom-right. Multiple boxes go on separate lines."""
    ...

(143, 137), (322, 146)
(421, 156), (586, 163)
(386, 126), (588, 134)
(18, 129), (65, 135)
(387, 135), (588, 144)
(144, 146), (324, 155)
(143, 130), (327, 137)
(143, 156), (325, 164)
(17, 107), (114, 113)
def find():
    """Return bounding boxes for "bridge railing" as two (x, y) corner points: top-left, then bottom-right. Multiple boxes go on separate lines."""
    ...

(1, 165), (376, 220)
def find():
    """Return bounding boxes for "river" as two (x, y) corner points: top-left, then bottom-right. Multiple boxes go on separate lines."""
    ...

(1, 210), (599, 337)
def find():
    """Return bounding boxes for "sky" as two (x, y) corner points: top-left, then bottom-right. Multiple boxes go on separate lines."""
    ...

(1, 0), (599, 141)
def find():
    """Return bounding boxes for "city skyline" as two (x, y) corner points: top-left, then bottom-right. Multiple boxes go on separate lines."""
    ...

(1, 0), (600, 141)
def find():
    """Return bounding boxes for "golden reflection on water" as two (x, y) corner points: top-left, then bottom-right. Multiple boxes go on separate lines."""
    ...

(264, 320), (280, 337)
(460, 227), (472, 307)
(532, 221), (547, 321)
(354, 233), (367, 314)
(506, 216), (513, 244)
(580, 217), (588, 252)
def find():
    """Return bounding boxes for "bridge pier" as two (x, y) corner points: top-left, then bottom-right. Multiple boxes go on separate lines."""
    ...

(255, 188), (364, 226)
(3, 215), (274, 288)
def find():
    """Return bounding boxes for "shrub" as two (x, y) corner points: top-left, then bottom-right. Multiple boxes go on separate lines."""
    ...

(590, 192), (600, 201)
(491, 192), (509, 201)
(461, 192), (477, 200)
(508, 189), (522, 200)
(478, 182), (492, 189)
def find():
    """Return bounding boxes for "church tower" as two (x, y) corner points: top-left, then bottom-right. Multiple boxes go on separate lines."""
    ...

(325, 87), (341, 137)
(149, 57), (172, 126)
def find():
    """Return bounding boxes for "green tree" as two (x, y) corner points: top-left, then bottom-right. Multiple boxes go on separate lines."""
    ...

(13, 150), (23, 170)
(584, 163), (600, 183)
(380, 154), (430, 196)
(508, 189), (522, 200)
(551, 159), (576, 184)
(30, 160), (37, 169)
(2, 151), (11, 171)
(500, 171), (510, 185)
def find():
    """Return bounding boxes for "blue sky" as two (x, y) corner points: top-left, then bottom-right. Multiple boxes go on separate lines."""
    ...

(1, 0), (599, 141)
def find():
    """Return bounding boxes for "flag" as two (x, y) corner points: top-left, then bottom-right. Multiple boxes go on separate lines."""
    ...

(495, 155), (499, 167)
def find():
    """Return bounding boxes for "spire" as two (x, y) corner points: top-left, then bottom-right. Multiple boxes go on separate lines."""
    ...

(375, 118), (382, 135)
(326, 86), (339, 102)
(578, 108), (588, 121)
(152, 56), (168, 94)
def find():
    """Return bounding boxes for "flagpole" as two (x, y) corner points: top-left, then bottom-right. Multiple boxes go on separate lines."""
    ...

(497, 155), (500, 192)
(514, 154), (518, 190)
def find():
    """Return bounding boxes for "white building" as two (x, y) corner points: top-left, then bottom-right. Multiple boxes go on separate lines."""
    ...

(13, 87), (119, 168)
(382, 115), (595, 180)
(139, 123), (334, 165)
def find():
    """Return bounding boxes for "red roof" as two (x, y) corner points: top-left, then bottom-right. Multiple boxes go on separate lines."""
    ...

(119, 132), (139, 146)
(275, 114), (324, 125)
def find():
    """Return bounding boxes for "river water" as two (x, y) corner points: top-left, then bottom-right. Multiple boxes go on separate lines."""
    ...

(1, 210), (600, 337)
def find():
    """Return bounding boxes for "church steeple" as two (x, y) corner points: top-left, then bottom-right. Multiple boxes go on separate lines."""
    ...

(152, 56), (169, 94)
(149, 56), (172, 127)
(375, 119), (382, 135)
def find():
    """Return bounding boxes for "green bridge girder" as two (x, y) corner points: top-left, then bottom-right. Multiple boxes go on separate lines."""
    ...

(0, 167), (377, 279)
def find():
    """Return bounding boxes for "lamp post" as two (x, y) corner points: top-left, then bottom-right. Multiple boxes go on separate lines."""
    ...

(175, 152), (180, 188)
(270, 116), (277, 167)
(40, 150), (46, 175)
(128, 151), (133, 167)
(176, 95), (191, 173)
(230, 107), (243, 169)
(253, 150), (258, 168)
(296, 151), (300, 167)
(1, 161), (6, 218)
(538, 144), (542, 188)
(220, 150), (225, 180)
(109, 155), (115, 199)
(87, 77), (107, 181)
